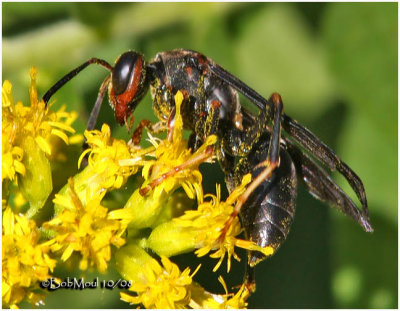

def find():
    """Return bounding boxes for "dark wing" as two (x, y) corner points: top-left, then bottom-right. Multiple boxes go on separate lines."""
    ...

(281, 114), (370, 226)
(285, 139), (373, 232)
(209, 62), (268, 111)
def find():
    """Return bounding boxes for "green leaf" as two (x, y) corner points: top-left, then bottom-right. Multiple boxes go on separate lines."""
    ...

(336, 110), (397, 224)
(235, 4), (334, 119)
(322, 3), (397, 141)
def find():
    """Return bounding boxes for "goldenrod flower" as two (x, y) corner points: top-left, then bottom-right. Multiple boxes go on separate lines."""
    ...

(2, 142), (25, 183)
(117, 244), (249, 309)
(189, 277), (250, 309)
(53, 123), (147, 216)
(2, 207), (56, 308)
(120, 253), (200, 309)
(44, 179), (128, 273)
(3, 67), (258, 309)
(2, 68), (80, 217)
(65, 123), (146, 207)
(140, 91), (215, 200)
(148, 174), (274, 272)
(223, 283), (250, 309)
(2, 68), (78, 161)
(2, 80), (25, 182)
(121, 91), (215, 229)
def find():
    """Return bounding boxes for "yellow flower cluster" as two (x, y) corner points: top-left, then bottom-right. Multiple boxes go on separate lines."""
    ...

(2, 70), (267, 309)
(120, 255), (251, 309)
(124, 91), (215, 201)
(2, 68), (82, 218)
(73, 123), (142, 203)
(175, 177), (274, 273)
(2, 207), (56, 309)
(2, 69), (82, 308)
(2, 68), (78, 182)
(44, 179), (128, 273)
(116, 92), (215, 230)
(116, 245), (248, 309)
(47, 116), (149, 274)
(121, 255), (199, 308)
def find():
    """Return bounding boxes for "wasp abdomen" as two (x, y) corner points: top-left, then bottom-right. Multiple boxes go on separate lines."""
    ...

(237, 140), (297, 266)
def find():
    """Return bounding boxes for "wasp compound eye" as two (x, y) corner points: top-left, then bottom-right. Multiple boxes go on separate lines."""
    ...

(108, 51), (147, 124)
(112, 51), (138, 95)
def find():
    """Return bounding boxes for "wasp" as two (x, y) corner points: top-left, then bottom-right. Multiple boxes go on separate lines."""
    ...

(42, 49), (373, 291)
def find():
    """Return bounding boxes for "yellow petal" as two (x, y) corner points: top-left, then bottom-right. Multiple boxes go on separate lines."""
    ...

(47, 121), (76, 133)
(51, 128), (69, 144)
(35, 136), (52, 155)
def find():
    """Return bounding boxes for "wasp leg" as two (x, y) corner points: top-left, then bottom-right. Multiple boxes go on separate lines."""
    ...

(87, 75), (111, 131)
(139, 100), (220, 196)
(243, 264), (257, 294)
(166, 106), (176, 141)
(77, 75), (112, 168)
(131, 119), (152, 145)
(130, 119), (168, 146)
(219, 93), (283, 242)
(188, 133), (204, 152)
(286, 140), (373, 232)
(139, 145), (214, 196)
(281, 114), (370, 229)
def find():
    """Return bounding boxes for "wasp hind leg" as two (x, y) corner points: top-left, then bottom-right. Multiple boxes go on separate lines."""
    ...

(242, 264), (256, 294)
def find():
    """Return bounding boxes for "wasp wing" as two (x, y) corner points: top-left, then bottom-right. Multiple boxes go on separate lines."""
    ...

(285, 139), (373, 232)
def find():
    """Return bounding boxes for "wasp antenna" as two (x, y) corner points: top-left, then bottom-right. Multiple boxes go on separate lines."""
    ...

(42, 57), (113, 105)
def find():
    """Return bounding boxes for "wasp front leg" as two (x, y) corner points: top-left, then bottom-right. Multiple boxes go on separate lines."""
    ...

(130, 119), (169, 146)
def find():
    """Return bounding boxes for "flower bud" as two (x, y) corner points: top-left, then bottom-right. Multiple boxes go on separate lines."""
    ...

(151, 191), (194, 228)
(115, 243), (155, 283)
(19, 136), (52, 218)
(124, 188), (169, 229)
(146, 220), (197, 257)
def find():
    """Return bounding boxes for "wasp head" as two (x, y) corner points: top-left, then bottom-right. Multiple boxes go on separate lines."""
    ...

(108, 51), (148, 125)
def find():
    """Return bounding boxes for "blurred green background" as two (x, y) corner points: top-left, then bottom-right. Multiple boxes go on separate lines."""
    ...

(2, 2), (397, 309)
